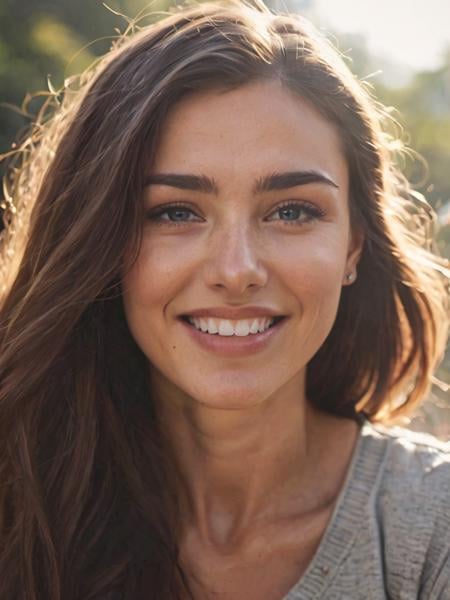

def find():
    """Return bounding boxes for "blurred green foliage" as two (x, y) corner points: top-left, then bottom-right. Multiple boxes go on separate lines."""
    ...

(0, 0), (449, 430)
(0, 0), (449, 201)
(335, 31), (450, 254)
(1, 1), (449, 219)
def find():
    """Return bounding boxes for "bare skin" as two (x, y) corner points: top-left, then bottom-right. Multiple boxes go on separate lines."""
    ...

(157, 389), (359, 599)
(121, 80), (363, 598)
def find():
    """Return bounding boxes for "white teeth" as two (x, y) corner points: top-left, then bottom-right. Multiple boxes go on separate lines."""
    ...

(235, 320), (250, 337)
(218, 320), (234, 336)
(258, 318), (268, 333)
(249, 319), (259, 334)
(207, 318), (218, 334)
(188, 316), (276, 336)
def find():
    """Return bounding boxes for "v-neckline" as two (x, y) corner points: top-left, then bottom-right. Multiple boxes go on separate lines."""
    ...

(283, 419), (388, 599)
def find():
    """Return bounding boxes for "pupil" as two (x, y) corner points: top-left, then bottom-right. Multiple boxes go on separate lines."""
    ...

(170, 209), (189, 221)
(280, 207), (299, 220)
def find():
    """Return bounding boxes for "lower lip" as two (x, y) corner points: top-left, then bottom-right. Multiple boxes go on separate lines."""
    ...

(179, 318), (287, 357)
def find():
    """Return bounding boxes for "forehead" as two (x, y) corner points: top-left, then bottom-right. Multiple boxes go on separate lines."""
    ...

(152, 79), (348, 191)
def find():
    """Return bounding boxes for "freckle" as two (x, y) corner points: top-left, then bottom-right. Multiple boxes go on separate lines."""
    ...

(172, 345), (177, 350)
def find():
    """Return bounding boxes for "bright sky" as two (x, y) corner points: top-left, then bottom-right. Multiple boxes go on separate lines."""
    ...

(313, 0), (450, 71)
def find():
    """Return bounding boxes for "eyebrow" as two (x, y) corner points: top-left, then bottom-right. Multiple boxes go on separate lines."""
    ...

(255, 170), (339, 193)
(144, 173), (218, 194)
(144, 170), (339, 194)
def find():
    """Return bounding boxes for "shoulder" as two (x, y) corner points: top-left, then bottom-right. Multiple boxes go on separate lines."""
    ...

(362, 420), (450, 500)
(360, 421), (450, 598)
(358, 420), (450, 536)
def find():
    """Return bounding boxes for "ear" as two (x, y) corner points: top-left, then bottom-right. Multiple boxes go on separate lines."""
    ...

(342, 229), (364, 286)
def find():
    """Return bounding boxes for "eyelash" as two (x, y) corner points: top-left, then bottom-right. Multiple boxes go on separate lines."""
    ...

(146, 201), (326, 227)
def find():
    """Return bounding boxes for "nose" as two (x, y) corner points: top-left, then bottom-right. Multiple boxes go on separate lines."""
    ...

(204, 223), (268, 296)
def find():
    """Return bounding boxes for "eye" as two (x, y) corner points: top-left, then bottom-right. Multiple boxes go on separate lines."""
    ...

(146, 203), (203, 225)
(267, 201), (325, 225)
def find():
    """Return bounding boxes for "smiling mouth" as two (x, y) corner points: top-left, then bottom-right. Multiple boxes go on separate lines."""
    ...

(180, 315), (286, 337)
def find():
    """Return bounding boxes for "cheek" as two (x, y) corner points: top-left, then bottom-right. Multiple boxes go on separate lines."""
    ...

(267, 232), (348, 356)
(267, 230), (348, 298)
(121, 249), (176, 359)
(121, 261), (176, 375)
(122, 238), (193, 313)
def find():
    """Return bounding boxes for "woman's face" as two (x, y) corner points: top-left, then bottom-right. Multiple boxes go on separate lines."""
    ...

(122, 80), (362, 409)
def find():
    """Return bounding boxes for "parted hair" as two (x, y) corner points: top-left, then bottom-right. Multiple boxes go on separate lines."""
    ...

(0, 1), (448, 598)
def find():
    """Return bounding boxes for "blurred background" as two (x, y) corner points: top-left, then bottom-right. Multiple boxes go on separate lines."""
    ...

(0, 0), (449, 437)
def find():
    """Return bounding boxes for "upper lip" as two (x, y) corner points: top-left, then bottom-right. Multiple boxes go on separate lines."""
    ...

(181, 307), (285, 319)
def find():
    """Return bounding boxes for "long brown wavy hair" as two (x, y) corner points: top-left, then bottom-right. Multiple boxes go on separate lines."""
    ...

(0, 1), (448, 598)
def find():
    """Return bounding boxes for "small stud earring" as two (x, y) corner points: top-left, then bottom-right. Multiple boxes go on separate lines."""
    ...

(345, 272), (355, 282)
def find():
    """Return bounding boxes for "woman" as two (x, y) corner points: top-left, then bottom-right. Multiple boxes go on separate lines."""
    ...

(0, 2), (449, 599)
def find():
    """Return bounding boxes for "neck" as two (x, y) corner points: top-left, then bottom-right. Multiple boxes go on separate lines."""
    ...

(153, 375), (359, 548)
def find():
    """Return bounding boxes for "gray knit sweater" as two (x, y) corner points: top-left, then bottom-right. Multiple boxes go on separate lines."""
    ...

(283, 419), (450, 600)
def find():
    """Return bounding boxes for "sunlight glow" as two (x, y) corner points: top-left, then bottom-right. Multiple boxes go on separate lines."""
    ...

(313, 0), (450, 71)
